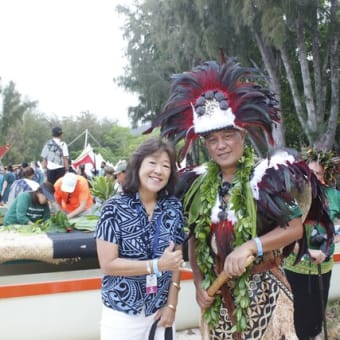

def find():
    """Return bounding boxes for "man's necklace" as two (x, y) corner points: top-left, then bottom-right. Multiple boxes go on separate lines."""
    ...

(217, 180), (233, 220)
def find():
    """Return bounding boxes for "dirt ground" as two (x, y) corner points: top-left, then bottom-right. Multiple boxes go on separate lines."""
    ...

(324, 299), (340, 339)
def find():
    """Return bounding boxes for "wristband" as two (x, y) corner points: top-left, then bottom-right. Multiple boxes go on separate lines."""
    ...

(254, 237), (263, 257)
(146, 260), (152, 275)
(152, 258), (162, 277)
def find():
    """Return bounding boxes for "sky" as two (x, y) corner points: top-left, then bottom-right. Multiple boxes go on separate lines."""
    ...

(0, 0), (137, 127)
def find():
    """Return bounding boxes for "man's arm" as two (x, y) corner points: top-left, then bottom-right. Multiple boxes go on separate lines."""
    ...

(41, 159), (47, 171)
(63, 156), (69, 171)
(66, 199), (87, 219)
(62, 142), (69, 171)
(189, 236), (214, 309)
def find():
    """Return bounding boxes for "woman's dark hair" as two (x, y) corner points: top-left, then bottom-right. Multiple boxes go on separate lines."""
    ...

(30, 189), (46, 206)
(123, 137), (178, 198)
(30, 182), (54, 206)
(22, 166), (34, 178)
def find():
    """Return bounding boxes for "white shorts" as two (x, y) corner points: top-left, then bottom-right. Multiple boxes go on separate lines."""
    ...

(100, 305), (174, 340)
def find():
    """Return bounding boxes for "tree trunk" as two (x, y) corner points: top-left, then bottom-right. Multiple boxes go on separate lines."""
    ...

(254, 32), (285, 147)
(315, 0), (339, 151)
(295, 11), (317, 133)
(280, 46), (313, 144)
(310, 4), (323, 124)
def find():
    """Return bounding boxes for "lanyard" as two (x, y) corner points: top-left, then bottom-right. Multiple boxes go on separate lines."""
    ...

(136, 198), (162, 258)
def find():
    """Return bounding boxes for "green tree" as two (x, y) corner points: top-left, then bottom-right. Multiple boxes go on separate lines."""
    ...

(117, 0), (340, 151)
(6, 111), (50, 164)
(0, 81), (37, 145)
(256, 0), (339, 150)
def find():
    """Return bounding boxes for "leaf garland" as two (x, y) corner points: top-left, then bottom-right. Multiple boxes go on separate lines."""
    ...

(184, 146), (256, 331)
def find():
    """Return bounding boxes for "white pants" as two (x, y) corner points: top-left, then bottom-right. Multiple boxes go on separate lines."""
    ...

(100, 305), (175, 340)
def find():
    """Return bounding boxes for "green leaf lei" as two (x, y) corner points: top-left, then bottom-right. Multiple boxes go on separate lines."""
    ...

(184, 146), (256, 332)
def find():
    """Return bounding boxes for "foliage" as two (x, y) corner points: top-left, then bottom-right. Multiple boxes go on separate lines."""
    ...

(38, 211), (76, 233)
(300, 147), (338, 187)
(4, 212), (98, 233)
(5, 211), (75, 234)
(0, 80), (152, 166)
(183, 147), (256, 331)
(117, 0), (340, 151)
(116, 0), (257, 127)
(71, 215), (98, 231)
(0, 81), (37, 145)
(90, 176), (117, 202)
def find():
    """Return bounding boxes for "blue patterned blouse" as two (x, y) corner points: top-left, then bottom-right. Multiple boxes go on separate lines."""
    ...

(95, 193), (185, 316)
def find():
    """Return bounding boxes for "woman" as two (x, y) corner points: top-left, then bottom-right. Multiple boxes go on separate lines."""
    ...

(0, 165), (16, 204)
(285, 157), (340, 340)
(146, 59), (333, 339)
(95, 137), (185, 340)
(7, 166), (40, 206)
(3, 182), (54, 225)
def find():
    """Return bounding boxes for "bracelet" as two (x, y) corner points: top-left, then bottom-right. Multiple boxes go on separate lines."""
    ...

(152, 258), (162, 277)
(166, 304), (176, 312)
(171, 281), (181, 291)
(253, 237), (263, 257)
(146, 260), (152, 275)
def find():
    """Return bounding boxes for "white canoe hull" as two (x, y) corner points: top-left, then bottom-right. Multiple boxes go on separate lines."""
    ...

(328, 242), (340, 300)
(1, 245), (340, 340)
(0, 263), (200, 340)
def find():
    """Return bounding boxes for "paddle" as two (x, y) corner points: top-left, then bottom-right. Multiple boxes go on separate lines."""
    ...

(207, 255), (255, 297)
(198, 256), (255, 339)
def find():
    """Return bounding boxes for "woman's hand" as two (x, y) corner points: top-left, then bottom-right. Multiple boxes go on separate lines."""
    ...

(308, 249), (327, 264)
(158, 241), (184, 272)
(154, 305), (176, 328)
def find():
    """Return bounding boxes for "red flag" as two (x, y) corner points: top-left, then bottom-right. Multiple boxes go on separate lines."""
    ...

(0, 144), (12, 159)
(72, 153), (95, 169)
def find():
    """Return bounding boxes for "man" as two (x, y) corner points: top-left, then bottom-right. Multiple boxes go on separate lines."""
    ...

(113, 159), (127, 192)
(98, 161), (106, 177)
(54, 172), (93, 219)
(146, 59), (334, 339)
(41, 127), (69, 185)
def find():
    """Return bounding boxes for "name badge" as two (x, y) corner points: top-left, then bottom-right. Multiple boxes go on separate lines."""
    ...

(146, 274), (157, 294)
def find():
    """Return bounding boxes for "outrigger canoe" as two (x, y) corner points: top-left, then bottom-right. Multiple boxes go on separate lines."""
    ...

(1, 229), (339, 340)
(0, 228), (200, 340)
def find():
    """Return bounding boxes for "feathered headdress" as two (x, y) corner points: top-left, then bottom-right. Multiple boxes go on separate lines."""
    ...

(145, 58), (280, 159)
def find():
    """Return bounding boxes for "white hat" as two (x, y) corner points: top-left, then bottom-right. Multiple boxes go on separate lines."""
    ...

(61, 173), (78, 193)
(24, 179), (40, 192)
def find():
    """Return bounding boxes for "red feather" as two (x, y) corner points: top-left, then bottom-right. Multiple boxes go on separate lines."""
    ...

(146, 58), (280, 161)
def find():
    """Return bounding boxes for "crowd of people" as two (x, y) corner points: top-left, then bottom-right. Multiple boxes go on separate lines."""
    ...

(0, 57), (340, 340)
(0, 126), (127, 226)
